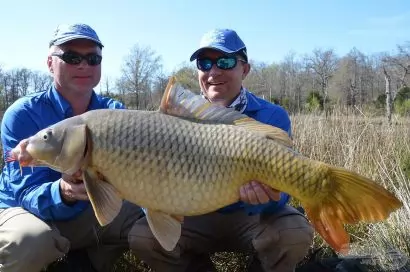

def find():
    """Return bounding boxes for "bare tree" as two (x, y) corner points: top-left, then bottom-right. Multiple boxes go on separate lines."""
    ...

(116, 44), (163, 109)
(383, 66), (393, 125)
(151, 74), (170, 109)
(384, 42), (410, 89)
(280, 52), (305, 112)
(244, 61), (280, 102)
(172, 63), (199, 91)
(305, 48), (338, 111)
(31, 71), (53, 92)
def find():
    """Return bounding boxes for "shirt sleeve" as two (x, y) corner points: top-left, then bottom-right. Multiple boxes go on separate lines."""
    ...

(1, 104), (88, 221)
(266, 105), (292, 137)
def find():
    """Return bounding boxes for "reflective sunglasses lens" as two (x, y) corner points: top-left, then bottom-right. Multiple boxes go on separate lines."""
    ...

(197, 59), (213, 71)
(217, 57), (237, 69)
(87, 54), (102, 66)
(60, 52), (102, 66)
(63, 52), (83, 65)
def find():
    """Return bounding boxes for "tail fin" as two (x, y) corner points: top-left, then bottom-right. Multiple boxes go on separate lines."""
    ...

(303, 166), (402, 254)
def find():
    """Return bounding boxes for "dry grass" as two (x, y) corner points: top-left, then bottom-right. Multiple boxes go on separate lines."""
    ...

(290, 109), (410, 268)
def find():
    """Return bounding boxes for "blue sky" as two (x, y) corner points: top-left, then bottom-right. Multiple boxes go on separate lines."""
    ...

(1, 0), (410, 86)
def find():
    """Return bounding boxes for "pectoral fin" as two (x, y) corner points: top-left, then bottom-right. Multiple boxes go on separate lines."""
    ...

(145, 208), (182, 251)
(82, 168), (123, 226)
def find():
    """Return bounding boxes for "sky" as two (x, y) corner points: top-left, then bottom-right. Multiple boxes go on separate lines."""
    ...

(1, 0), (410, 89)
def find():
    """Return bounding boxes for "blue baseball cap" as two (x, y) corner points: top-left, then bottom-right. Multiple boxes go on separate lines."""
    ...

(190, 29), (247, 62)
(49, 23), (103, 48)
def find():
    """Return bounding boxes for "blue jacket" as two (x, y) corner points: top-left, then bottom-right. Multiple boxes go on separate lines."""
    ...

(217, 90), (292, 215)
(0, 86), (125, 221)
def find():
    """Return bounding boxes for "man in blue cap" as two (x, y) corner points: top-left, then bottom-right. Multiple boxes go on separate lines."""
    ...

(130, 29), (314, 272)
(0, 23), (143, 272)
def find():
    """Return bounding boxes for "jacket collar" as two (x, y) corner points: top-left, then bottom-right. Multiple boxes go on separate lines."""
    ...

(244, 90), (265, 112)
(47, 85), (99, 118)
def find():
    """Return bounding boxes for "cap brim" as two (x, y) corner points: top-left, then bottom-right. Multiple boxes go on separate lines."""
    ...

(189, 45), (238, 61)
(50, 35), (104, 48)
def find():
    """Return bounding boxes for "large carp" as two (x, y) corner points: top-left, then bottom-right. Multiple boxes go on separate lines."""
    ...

(8, 77), (402, 254)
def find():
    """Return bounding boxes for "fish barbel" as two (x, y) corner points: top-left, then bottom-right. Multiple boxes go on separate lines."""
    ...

(8, 77), (402, 254)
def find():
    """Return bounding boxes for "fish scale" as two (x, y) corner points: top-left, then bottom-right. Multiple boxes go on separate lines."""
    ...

(87, 110), (281, 215)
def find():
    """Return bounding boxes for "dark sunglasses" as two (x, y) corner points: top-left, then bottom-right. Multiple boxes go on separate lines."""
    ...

(196, 56), (246, 72)
(51, 51), (102, 66)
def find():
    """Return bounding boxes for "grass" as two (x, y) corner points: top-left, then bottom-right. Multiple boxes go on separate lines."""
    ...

(290, 109), (410, 268)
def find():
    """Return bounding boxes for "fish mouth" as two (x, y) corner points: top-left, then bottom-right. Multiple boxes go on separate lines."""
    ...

(6, 139), (37, 166)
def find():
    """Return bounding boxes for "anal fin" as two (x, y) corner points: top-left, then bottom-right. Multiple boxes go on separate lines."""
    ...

(145, 208), (182, 251)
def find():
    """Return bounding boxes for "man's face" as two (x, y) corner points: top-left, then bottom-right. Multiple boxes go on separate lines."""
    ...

(47, 39), (102, 95)
(197, 49), (250, 106)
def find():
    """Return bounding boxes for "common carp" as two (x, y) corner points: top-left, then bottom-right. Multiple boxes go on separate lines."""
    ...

(8, 77), (402, 254)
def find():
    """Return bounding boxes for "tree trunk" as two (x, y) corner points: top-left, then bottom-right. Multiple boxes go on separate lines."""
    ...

(383, 67), (392, 125)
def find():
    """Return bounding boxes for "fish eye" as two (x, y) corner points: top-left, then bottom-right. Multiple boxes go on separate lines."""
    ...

(43, 130), (52, 141)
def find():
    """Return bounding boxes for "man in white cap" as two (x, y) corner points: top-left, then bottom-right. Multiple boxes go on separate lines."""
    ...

(130, 29), (314, 272)
(0, 23), (144, 272)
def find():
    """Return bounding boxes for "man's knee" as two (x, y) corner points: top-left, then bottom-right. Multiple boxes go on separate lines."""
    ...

(252, 211), (314, 270)
(0, 208), (69, 271)
(128, 218), (184, 271)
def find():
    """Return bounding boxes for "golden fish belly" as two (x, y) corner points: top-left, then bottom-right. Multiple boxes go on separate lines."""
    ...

(85, 110), (321, 215)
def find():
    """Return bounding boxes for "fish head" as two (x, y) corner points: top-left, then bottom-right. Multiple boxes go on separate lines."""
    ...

(9, 117), (89, 175)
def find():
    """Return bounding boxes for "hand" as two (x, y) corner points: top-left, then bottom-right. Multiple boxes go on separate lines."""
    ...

(59, 170), (89, 204)
(239, 181), (281, 205)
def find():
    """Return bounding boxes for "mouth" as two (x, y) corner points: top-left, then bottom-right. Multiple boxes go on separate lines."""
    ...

(208, 82), (225, 86)
(6, 139), (35, 167)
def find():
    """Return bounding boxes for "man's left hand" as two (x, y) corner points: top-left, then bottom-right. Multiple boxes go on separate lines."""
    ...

(239, 181), (281, 205)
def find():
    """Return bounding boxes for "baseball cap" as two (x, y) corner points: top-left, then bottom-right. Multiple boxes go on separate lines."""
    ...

(49, 23), (103, 48)
(190, 28), (247, 62)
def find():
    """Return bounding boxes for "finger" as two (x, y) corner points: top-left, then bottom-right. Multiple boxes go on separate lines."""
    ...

(251, 181), (270, 204)
(71, 183), (88, 198)
(71, 178), (83, 184)
(244, 182), (259, 205)
(76, 193), (89, 201)
(72, 170), (83, 179)
(61, 173), (74, 183)
(261, 184), (281, 201)
(239, 185), (250, 203)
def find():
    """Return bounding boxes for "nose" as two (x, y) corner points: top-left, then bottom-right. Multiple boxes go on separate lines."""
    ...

(76, 60), (89, 69)
(208, 64), (222, 76)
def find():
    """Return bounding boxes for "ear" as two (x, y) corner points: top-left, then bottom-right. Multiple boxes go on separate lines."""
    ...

(47, 56), (54, 73)
(242, 63), (251, 80)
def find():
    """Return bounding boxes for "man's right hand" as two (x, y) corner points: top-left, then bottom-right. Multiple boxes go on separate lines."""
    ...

(59, 170), (89, 204)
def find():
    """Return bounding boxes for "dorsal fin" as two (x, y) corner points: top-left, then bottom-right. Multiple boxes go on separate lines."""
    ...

(159, 77), (293, 148)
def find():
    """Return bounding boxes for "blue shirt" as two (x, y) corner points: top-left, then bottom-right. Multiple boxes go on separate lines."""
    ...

(0, 86), (125, 221)
(218, 90), (292, 215)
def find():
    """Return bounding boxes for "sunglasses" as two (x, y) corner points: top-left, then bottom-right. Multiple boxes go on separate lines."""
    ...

(196, 56), (246, 72)
(51, 51), (102, 66)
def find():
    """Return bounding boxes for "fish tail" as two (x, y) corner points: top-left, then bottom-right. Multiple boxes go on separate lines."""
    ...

(303, 165), (402, 254)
